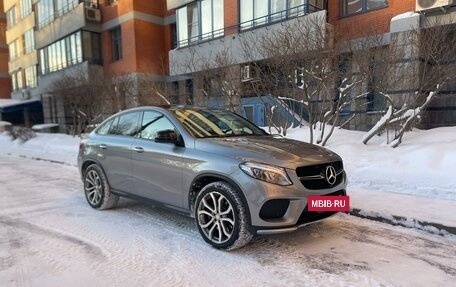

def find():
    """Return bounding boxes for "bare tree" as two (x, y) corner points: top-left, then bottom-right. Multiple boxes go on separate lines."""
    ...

(50, 66), (110, 136)
(239, 13), (378, 143)
(363, 20), (456, 147)
(172, 46), (241, 111)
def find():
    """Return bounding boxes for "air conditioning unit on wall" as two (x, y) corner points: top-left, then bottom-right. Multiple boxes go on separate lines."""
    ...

(416, 0), (453, 12)
(85, 7), (101, 22)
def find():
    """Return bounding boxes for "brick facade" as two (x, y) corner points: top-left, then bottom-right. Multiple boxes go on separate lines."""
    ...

(101, 0), (170, 76)
(0, 1), (11, 99)
(327, 0), (416, 38)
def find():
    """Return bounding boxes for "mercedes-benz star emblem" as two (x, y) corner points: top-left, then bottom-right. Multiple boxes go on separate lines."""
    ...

(325, 166), (337, 185)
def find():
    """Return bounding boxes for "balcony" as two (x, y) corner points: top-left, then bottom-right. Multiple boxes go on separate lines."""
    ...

(35, 1), (101, 49)
(176, 3), (323, 49)
(170, 4), (327, 76)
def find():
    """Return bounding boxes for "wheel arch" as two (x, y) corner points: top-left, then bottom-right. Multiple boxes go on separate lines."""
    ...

(81, 158), (105, 178)
(188, 174), (252, 226)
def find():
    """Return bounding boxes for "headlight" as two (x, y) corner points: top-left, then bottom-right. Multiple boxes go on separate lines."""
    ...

(239, 162), (292, 186)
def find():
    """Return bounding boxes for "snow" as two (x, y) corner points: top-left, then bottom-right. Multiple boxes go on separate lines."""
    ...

(287, 126), (456, 228)
(391, 12), (420, 21)
(0, 99), (39, 108)
(1, 127), (456, 286)
(362, 105), (392, 142)
(32, 123), (60, 130)
(0, 132), (80, 166)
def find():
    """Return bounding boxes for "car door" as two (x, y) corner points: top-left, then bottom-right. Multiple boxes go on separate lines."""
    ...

(130, 110), (184, 207)
(95, 111), (140, 193)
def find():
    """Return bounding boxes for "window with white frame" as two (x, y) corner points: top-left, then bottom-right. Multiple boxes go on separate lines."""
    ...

(340, 0), (388, 17)
(20, 0), (33, 18)
(240, 0), (320, 30)
(6, 7), (17, 28)
(177, 0), (224, 47)
(9, 39), (20, 60)
(22, 29), (35, 54)
(56, 0), (79, 16)
(37, 0), (55, 28)
(25, 66), (38, 88)
(12, 70), (24, 91)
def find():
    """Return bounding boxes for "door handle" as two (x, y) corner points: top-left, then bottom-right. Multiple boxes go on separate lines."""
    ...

(99, 144), (107, 149)
(133, 147), (144, 153)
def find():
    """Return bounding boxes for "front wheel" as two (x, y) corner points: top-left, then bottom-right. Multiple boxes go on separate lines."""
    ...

(195, 181), (253, 250)
(83, 164), (119, 210)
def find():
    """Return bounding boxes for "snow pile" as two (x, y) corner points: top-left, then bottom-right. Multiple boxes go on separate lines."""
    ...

(286, 126), (456, 201)
(0, 132), (80, 166)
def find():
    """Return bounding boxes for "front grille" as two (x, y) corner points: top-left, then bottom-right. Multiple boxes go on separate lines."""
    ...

(296, 161), (344, 190)
(296, 189), (346, 225)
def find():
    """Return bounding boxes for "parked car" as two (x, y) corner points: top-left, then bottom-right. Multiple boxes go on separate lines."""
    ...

(78, 106), (347, 250)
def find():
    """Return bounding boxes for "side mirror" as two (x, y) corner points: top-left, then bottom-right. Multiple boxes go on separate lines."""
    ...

(155, 129), (178, 144)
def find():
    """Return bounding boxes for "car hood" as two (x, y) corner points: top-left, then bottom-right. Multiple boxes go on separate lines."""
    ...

(195, 135), (341, 169)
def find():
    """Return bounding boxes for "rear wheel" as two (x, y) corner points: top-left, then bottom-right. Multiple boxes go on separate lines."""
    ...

(83, 164), (119, 210)
(195, 181), (252, 250)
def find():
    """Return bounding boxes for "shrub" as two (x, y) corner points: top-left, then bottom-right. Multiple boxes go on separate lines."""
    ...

(8, 126), (36, 142)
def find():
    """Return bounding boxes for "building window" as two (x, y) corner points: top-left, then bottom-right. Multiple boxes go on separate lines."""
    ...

(12, 70), (24, 91)
(341, 0), (388, 17)
(22, 29), (35, 54)
(6, 7), (17, 28)
(82, 31), (102, 64)
(9, 39), (20, 60)
(20, 0), (33, 18)
(240, 0), (322, 30)
(111, 26), (122, 61)
(39, 31), (99, 75)
(37, 0), (55, 28)
(25, 66), (38, 88)
(177, 0), (224, 47)
(56, 0), (79, 16)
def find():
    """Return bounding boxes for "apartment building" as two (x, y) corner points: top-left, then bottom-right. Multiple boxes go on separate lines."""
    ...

(0, 0), (10, 99)
(3, 0), (456, 131)
(2, 0), (42, 125)
(4, 0), (172, 130)
(168, 0), (456, 130)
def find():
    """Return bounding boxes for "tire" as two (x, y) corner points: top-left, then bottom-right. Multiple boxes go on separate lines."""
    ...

(83, 164), (119, 210)
(195, 181), (253, 250)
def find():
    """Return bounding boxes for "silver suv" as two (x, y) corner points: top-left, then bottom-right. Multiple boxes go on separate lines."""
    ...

(78, 106), (347, 250)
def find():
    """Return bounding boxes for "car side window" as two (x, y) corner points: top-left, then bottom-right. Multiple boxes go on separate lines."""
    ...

(139, 111), (176, 141)
(96, 119), (113, 135)
(109, 112), (140, 136)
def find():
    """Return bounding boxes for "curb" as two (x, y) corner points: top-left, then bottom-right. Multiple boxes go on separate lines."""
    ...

(6, 153), (77, 167)
(350, 208), (456, 237)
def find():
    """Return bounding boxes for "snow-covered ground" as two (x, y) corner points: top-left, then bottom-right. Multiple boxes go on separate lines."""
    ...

(286, 126), (456, 230)
(1, 127), (456, 286)
(1, 126), (454, 228)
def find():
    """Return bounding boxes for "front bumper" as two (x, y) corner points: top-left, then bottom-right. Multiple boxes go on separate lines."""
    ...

(253, 189), (346, 235)
(230, 168), (347, 233)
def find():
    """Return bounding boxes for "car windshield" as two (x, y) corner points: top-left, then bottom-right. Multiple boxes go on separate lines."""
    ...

(170, 108), (267, 138)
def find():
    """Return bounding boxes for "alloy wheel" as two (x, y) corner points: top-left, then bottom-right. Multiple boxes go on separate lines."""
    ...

(85, 169), (103, 205)
(197, 191), (236, 244)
